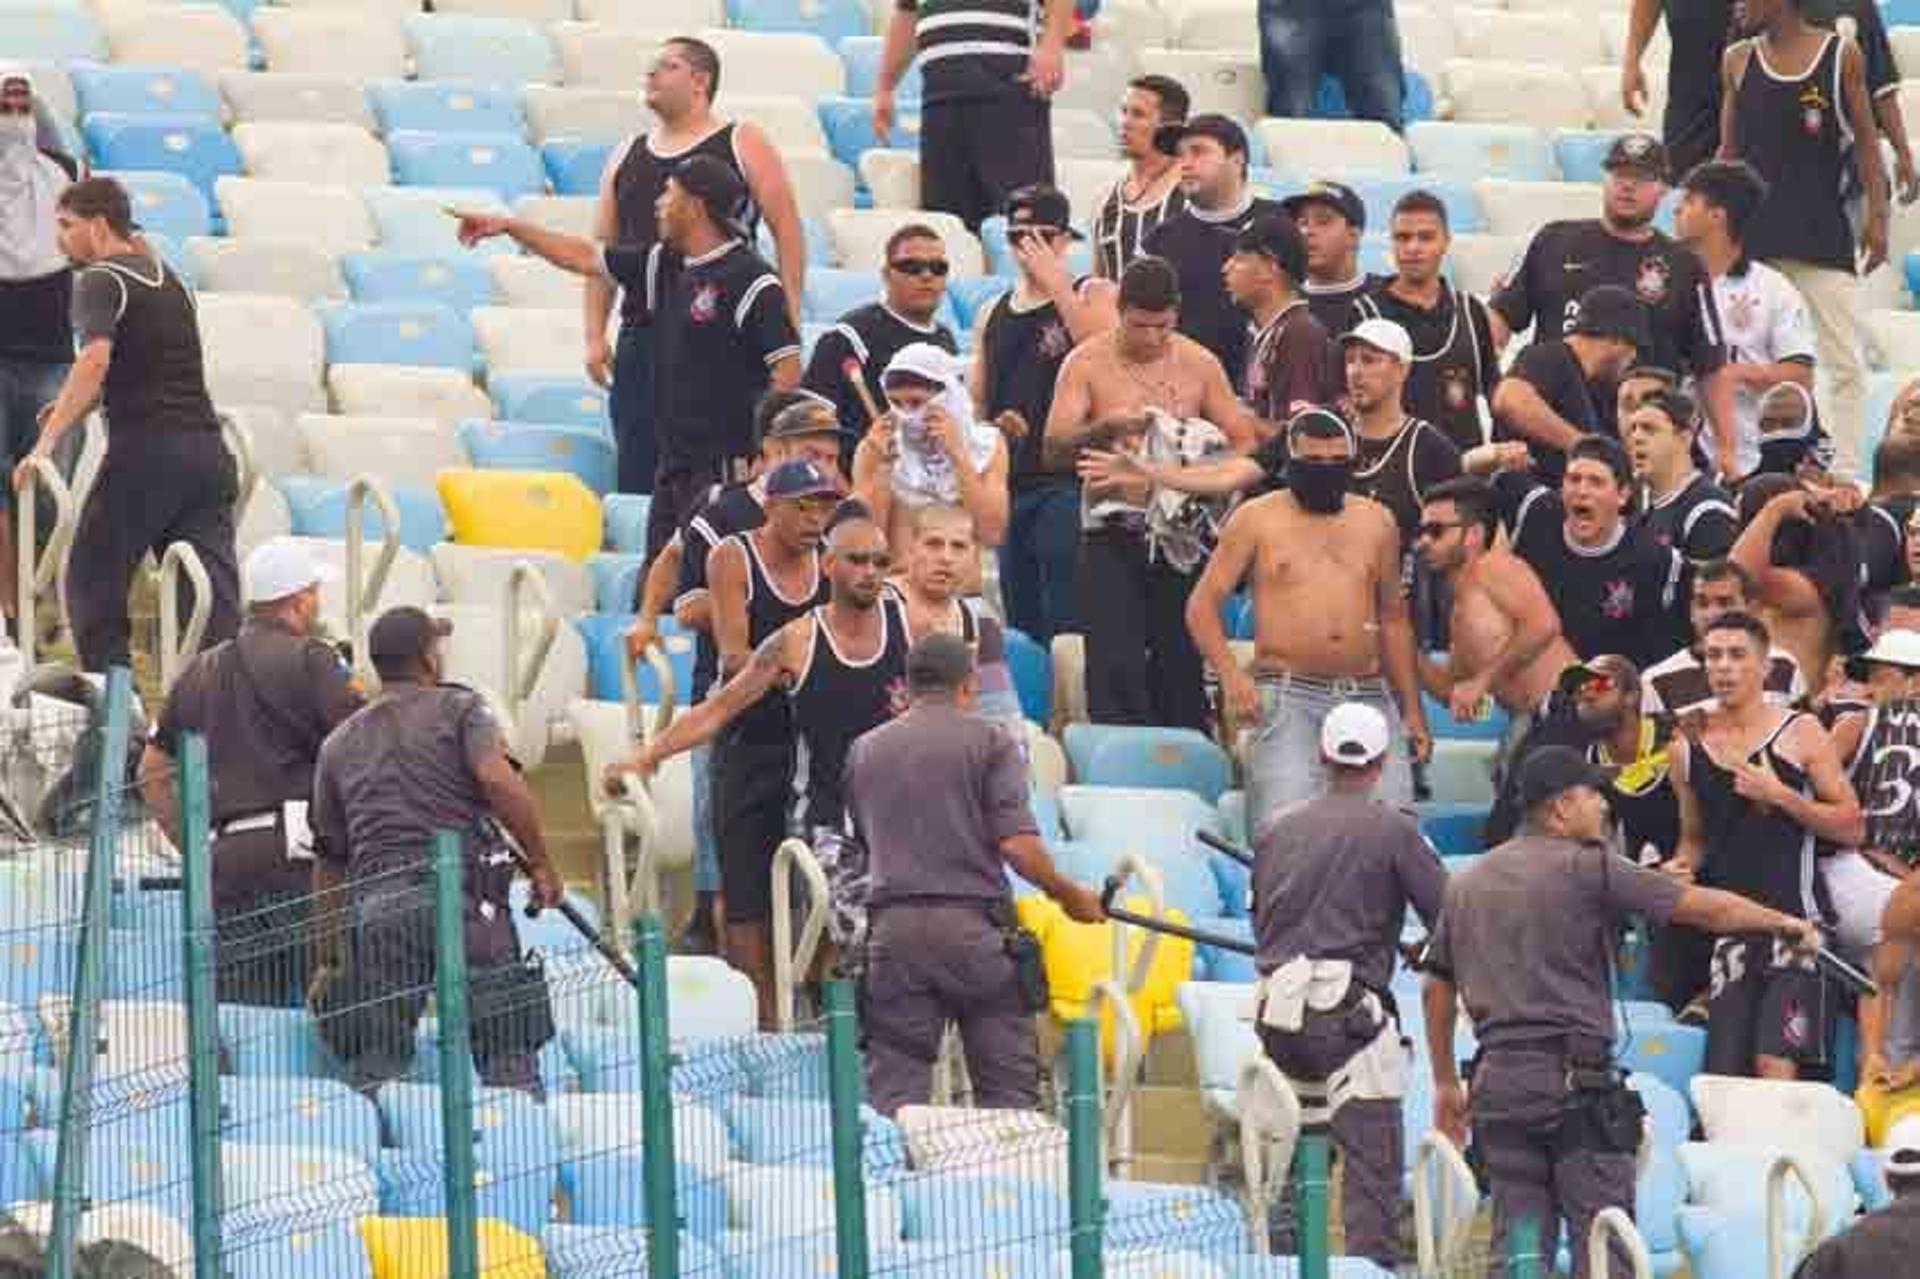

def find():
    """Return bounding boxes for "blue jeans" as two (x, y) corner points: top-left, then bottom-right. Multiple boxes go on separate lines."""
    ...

(997, 479), (1081, 644)
(611, 323), (654, 496)
(0, 358), (67, 510)
(1245, 673), (1412, 844)
(1258, 0), (1405, 130)
(691, 740), (718, 895)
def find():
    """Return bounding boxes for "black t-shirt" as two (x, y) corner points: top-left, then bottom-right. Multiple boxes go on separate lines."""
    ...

(1244, 300), (1343, 426)
(980, 291), (1080, 487)
(1350, 280), (1499, 453)
(1304, 275), (1374, 337)
(1490, 220), (1726, 383)
(611, 240), (800, 468)
(1857, 500), (1909, 601)
(1638, 472), (1739, 563)
(1495, 337), (1611, 487)
(1495, 471), (1689, 668)
(801, 302), (957, 444)
(72, 253), (219, 436)
(1143, 195), (1289, 388)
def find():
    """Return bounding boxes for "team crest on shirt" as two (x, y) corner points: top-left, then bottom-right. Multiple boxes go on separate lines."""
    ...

(885, 675), (910, 718)
(1442, 367), (1472, 411)
(1038, 321), (1071, 358)
(689, 282), (721, 323)
(1602, 579), (1635, 620)
(1726, 286), (1759, 332)
(1635, 256), (1670, 305)
(1782, 997), (1810, 1049)
(1799, 85), (1830, 137)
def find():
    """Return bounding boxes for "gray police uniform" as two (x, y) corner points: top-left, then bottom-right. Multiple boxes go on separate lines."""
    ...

(1790, 1194), (1920, 1278)
(1426, 836), (1685, 1279)
(845, 701), (1041, 1114)
(1251, 792), (1446, 1269)
(151, 617), (362, 1005)
(311, 683), (537, 1094)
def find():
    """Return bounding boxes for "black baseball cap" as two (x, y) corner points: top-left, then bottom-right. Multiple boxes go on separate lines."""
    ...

(670, 154), (748, 232)
(1281, 180), (1366, 231)
(764, 458), (842, 501)
(762, 394), (840, 441)
(1516, 745), (1610, 812)
(1571, 284), (1650, 349)
(1232, 214), (1306, 282)
(1154, 112), (1249, 159)
(1603, 132), (1669, 182)
(1556, 654), (1640, 696)
(368, 606), (452, 665)
(1004, 184), (1084, 240)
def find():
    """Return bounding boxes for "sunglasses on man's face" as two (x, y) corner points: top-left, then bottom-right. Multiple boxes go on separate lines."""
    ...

(841, 551), (891, 569)
(889, 258), (950, 278)
(1577, 674), (1617, 696)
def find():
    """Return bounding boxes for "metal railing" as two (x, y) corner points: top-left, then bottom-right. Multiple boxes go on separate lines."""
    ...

(1236, 1054), (1303, 1255)
(14, 454), (74, 675)
(1587, 1206), (1655, 1279)
(1766, 1152), (1825, 1279)
(218, 408), (258, 516)
(770, 837), (828, 1034)
(341, 475), (399, 685)
(1413, 1130), (1481, 1276)
(156, 542), (212, 693)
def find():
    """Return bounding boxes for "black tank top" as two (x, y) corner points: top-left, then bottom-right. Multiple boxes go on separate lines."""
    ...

(1092, 177), (1187, 281)
(729, 530), (825, 743)
(1734, 34), (1855, 272)
(791, 596), (911, 832)
(1690, 714), (1821, 917)
(981, 291), (1079, 488)
(611, 124), (759, 322)
(92, 255), (218, 436)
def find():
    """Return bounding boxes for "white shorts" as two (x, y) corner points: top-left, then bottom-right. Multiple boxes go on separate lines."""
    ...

(1822, 851), (1902, 954)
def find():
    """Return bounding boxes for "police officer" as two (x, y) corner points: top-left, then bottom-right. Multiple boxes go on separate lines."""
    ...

(140, 539), (364, 1006)
(1251, 702), (1446, 1271)
(844, 634), (1103, 1114)
(310, 606), (563, 1096)
(1422, 746), (1822, 1278)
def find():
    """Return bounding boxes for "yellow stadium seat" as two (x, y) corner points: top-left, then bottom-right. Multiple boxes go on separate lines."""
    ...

(1018, 894), (1194, 1059)
(360, 1217), (546, 1279)
(437, 469), (601, 561)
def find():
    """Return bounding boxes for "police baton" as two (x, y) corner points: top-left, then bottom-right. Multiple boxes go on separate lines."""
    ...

(1099, 875), (1256, 955)
(1195, 828), (1254, 868)
(512, 852), (643, 991)
(1813, 944), (1878, 1000)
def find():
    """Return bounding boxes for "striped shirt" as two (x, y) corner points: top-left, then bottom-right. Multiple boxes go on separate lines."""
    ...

(902, 0), (1039, 103)
(1092, 175), (1187, 280)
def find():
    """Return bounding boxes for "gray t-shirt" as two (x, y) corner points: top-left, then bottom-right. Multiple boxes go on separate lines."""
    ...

(312, 683), (502, 879)
(846, 702), (1038, 905)
(1252, 791), (1447, 993)
(1426, 834), (1685, 1051)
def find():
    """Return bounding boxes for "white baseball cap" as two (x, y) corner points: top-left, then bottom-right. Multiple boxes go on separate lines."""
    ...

(1863, 628), (1920, 670)
(243, 538), (336, 605)
(1321, 702), (1391, 766)
(1340, 318), (1413, 364)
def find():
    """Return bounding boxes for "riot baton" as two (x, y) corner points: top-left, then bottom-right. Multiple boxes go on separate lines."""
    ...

(1814, 945), (1878, 1000)
(1195, 828), (1254, 868)
(513, 850), (643, 990)
(1100, 875), (1256, 955)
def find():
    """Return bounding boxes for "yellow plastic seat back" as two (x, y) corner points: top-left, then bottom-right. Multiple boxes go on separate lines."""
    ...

(437, 468), (601, 561)
(360, 1216), (546, 1279)
(1019, 895), (1194, 1059)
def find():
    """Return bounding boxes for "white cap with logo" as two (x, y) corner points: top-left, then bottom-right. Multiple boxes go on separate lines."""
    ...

(243, 538), (337, 605)
(1320, 701), (1391, 766)
(1340, 318), (1413, 364)
(1863, 628), (1920, 670)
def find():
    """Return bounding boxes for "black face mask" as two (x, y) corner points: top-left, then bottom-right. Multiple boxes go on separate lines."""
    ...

(1288, 458), (1350, 514)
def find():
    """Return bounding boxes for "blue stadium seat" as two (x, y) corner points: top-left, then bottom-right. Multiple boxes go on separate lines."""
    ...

(278, 475), (449, 554)
(363, 185), (515, 256)
(575, 612), (693, 702)
(1555, 128), (1629, 184)
(341, 250), (498, 311)
(900, 1173), (1068, 1244)
(816, 96), (920, 171)
(1063, 724), (1233, 803)
(222, 1220), (374, 1279)
(378, 1081), (559, 1176)
(1313, 69), (1433, 125)
(838, 36), (922, 101)
(1616, 1018), (1706, 1105)
(0, 5), (106, 62)
(369, 80), (525, 136)
(1191, 915), (1257, 983)
(219, 1003), (343, 1079)
(460, 419), (617, 496)
(490, 373), (609, 430)
(1887, 0), (1920, 23)
(601, 494), (651, 554)
(24, 1127), (188, 1219)
(946, 274), (1010, 330)
(84, 113), (242, 203)
(317, 300), (476, 370)
(1105, 1183), (1243, 1249)
(541, 138), (613, 196)
(560, 1146), (728, 1234)
(1345, 175), (1485, 235)
(738, 1031), (830, 1099)
(588, 553), (643, 614)
(404, 14), (558, 87)
(105, 927), (185, 998)
(372, 1149), (552, 1235)
(1418, 801), (1486, 860)
(1407, 121), (1555, 182)
(218, 1077), (380, 1161)
(101, 170), (213, 240)
(979, 216), (1096, 277)
(730, 0), (871, 43)
(1001, 627), (1052, 724)
(1421, 686), (1512, 742)
(725, 1096), (903, 1173)
(387, 129), (547, 200)
(72, 65), (221, 122)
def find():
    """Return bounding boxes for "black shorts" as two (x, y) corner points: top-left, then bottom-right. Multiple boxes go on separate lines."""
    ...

(709, 731), (795, 924)
(920, 93), (1054, 230)
(1703, 934), (1831, 1073)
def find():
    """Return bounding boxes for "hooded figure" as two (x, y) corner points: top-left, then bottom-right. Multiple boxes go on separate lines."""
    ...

(0, 69), (72, 282)
(879, 342), (1001, 506)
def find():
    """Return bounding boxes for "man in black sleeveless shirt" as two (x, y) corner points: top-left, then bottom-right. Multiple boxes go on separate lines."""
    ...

(22, 178), (240, 672)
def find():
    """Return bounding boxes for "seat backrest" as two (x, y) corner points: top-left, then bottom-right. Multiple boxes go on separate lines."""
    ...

(1444, 58), (1594, 130)
(430, 541), (594, 615)
(104, 2), (251, 74)
(1132, 48), (1262, 121)
(1689, 1076), (1866, 1166)
(251, 7), (409, 78)
(387, 129), (548, 201)
(489, 373), (609, 430)
(232, 120), (392, 186)
(196, 291), (327, 407)
(216, 177), (378, 252)
(218, 69), (378, 129)
(471, 306), (587, 376)
(105, 170), (213, 241)
(298, 412), (469, 490)
(1258, 118), (1411, 178)
(488, 255), (584, 308)
(522, 85), (647, 144)
(1407, 120), (1556, 182)
(73, 64), (222, 121)
(699, 26), (847, 100)
(1474, 178), (1604, 238)
(459, 420), (616, 496)
(369, 80), (528, 137)
(328, 364), (495, 427)
(340, 249), (499, 310)
(549, 21), (674, 91)
(404, 13), (560, 85)
(363, 184), (514, 255)
(185, 237), (345, 302)
(317, 300), (477, 370)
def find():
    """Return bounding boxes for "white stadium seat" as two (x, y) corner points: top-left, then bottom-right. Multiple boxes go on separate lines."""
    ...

(1053, 107), (1117, 160)
(859, 150), (920, 210)
(1056, 158), (1130, 231)
(236, 483), (294, 559)
(523, 86), (648, 144)
(435, 0), (573, 21)
(327, 365), (495, 427)
(699, 28), (847, 100)
(1173, 0), (1258, 51)
(576, 0), (721, 24)
(782, 153), (859, 222)
(513, 194), (599, 239)
(185, 238), (346, 302)
(722, 95), (829, 153)
(472, 306), (587, 376)
(218, 71), (379, 130)
(42, 999), (188, 1088)
(1582, 64), (1668, 131)
(1133, 48), (1265, 122)
(104, 3), (250, 74)
(432, 544), (595, 617)
(221, 403), (309, 480)
(232, 123), (392, 187)
(252, 7), (410, 78)
(1443, 59), (1593, 130)
(368, 186), (515, 255)
(1092, 0), (1174, 55)
(551, 23), (672, 91)
(297, 414), (470, 490)
(1447, 232), (1522, 299)
(1450, 7), (1599, 72)
(195, 293), (328, 413)
(1690, 1076), (1865, 1165)
(1408, 120), (1556, 181)
(216, 178), (378, 253)
(1395, 3), (1456, 77)
(828, 209), (983, 277)
(433, 601), (590, 767)
(1055, 44), (1138, 116)
(1256, 118), (1410, 177)
(1474, 179), (1604, 238)
(489, 256), (585, 309)
(1865, 309), (1920, 371)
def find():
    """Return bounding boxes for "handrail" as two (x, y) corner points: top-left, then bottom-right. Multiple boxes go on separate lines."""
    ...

(218, 409), (258, 515)
(1766, 1153), (1825, 1279)
(1586, 1206), (1653, 1279)
(1236, 1055), (1302, 1255)
(156, 542), (212, 693)
(1104, 854), (1166, 1002)
(14, 456), (74, 679)
(1085, 976), (1141, 1179)
(342, 476), (400, 685)
(601, 770), (660, 949)
(770, 837), (828, 1034)
(619, 633), (678, 743)
(1412, 1131), (1480, 1277)
(503, 561), (559, 711)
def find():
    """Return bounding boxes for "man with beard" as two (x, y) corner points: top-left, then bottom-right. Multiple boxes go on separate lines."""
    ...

(1729, 474), (1870, 684)
(1282, 180), (1371, 335)
(1465, 434), (1690, 669)
(1091, 75), (1190, 281)
(1349, 189), (1501, 453)
(1668, 611), (1864, 1078)
(1624, 389), (1739, 562)
(1187, 408), (1430, 832)
(609, 515), (906, 968)
(1643, 557), (1809, 718)
(1414, 476), (1575, 725)
(1492, 284), (1649, 486)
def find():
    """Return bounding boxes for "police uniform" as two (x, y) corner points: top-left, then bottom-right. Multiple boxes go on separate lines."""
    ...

(310, 614), (544, 1095)
(1425, 753), (1687, 1279)
(149, 544), (363, 1005)
(1249, 706), (1446, 1270)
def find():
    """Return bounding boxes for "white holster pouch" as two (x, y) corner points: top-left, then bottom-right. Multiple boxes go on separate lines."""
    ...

(1257, 956), (1408, 1126)
(1257, 956), (1355, 1032)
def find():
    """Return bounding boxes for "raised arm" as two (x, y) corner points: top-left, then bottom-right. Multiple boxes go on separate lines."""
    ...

(1728, 488), (1827, 619)
(452, 210), (607, 278)
(1491, 375), (1586, 455)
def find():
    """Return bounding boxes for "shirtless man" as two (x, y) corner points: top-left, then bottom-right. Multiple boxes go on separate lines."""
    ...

(1414, 476), (1576, 722)
(1729, 475), (1865, 685)
(1187, 408), (1431, 834)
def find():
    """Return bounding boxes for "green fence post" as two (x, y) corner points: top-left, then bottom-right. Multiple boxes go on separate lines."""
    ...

(634, 914), (679, 1279)
(1294, 1133), (1332, 1279)
(1509, 1217), (1544, 1279)
(178, 734), (224, 1279)
(432, 831), (480, 1279)
(46, 666), (133, 1279)
(1065, 1019), (1102, 1279)
(823, 979), (869, 1279)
